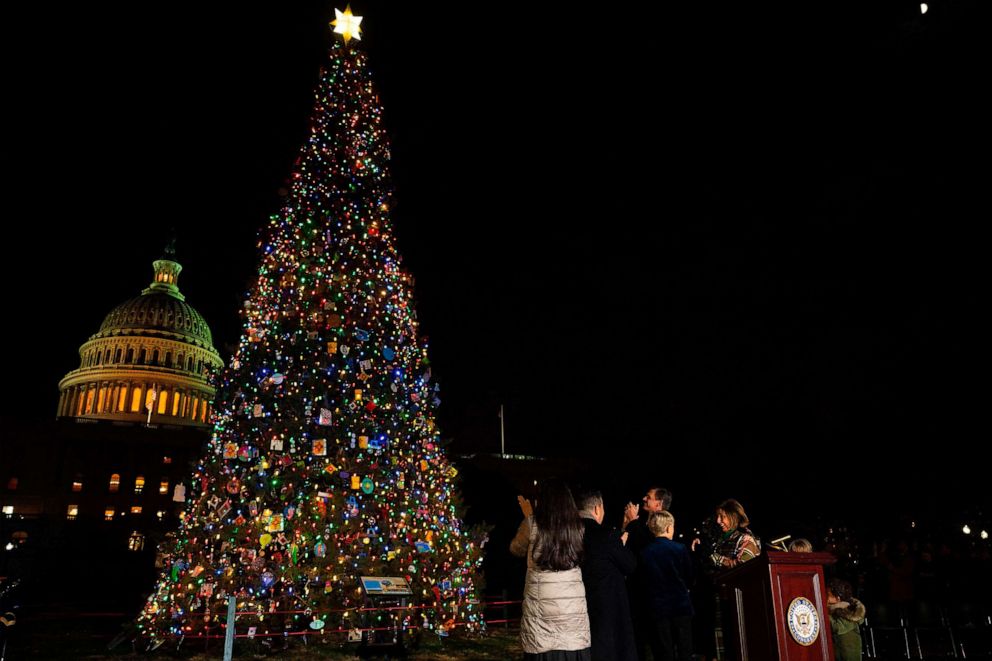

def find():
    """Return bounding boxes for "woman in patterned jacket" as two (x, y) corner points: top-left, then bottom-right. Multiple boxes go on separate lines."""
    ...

(709, 499), (761, 569)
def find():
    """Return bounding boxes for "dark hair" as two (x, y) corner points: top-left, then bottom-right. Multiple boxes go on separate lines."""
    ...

(575, 489), (603, 513)
(533, 479), (584, 571)
(716, 499), (750, 529)
(828, 578), (854, 602)
(650, 487), (673, 511)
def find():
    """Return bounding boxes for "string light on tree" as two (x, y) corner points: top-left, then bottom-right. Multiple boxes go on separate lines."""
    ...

(136, 8), (485, 648)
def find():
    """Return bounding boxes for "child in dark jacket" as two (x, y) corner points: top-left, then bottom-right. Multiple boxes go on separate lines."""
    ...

(827, 578), (866, 661)
(640, 511), (694, 661)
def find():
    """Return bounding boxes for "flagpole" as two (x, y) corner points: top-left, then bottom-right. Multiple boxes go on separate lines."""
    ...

(499, 404), (505, 457)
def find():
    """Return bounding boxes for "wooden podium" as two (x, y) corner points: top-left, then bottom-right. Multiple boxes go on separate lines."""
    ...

(716, 551), (836, 661)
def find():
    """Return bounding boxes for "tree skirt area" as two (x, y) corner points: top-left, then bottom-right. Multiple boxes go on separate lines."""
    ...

(6, 619), (522, 660)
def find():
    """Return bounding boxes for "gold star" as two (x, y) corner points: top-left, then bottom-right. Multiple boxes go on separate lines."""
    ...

(331, 6), (363, 43)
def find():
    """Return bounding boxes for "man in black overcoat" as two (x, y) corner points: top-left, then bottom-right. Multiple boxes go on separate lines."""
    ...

(578, 489), (637, 661)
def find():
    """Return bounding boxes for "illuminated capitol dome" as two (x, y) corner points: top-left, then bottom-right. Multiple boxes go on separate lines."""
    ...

(57, 250), (224, 427)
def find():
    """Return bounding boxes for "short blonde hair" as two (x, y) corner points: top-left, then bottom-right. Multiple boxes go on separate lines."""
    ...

(647, 511), (674, 536)
(789, 538), (813, 553)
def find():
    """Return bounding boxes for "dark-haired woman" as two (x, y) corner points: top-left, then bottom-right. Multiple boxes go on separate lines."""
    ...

(708, 499), (761, 569)
(510, 479), (592, 661)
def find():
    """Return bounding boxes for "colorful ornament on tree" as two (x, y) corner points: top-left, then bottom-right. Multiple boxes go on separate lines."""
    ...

(318, 408), (333, 426)
(137, 11), (484, 645)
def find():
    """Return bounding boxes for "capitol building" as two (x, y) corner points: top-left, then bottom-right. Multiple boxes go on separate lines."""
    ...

(57, 253), (223, 427)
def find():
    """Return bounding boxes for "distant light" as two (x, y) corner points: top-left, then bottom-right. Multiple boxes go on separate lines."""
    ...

(920, 3), (928, 13)
(982, 530), (989, 540)
(911, 521), (916, 528)
(4, 542), (12, 551)
(962, 524), (971, 535)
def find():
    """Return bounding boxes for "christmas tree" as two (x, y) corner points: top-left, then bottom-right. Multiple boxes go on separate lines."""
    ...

(137, 7), (485, 646)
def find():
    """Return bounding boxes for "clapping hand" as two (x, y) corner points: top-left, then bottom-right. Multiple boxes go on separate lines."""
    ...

(623, 502), (639, 528)
(517, 495), (533, 518)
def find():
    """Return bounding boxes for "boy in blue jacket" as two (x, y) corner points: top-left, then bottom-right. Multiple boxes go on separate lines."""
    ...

(641, 511), (694, 661)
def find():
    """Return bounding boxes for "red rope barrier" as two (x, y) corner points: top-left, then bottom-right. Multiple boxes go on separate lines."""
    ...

(183, 624), (423, 639)
(178, 618), (498, 640)
(220, 599), (520, 617)
(23, 599), (522, 622)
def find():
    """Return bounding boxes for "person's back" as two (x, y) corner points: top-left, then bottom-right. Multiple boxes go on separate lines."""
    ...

(511, 481), (592, 660)
(640, 511), (694, 661)
(578, 490), (637, 661)
(641, 536), (694, 619)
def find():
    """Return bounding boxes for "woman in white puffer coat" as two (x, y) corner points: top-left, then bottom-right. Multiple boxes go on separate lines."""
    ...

(510, 479), (592, 661)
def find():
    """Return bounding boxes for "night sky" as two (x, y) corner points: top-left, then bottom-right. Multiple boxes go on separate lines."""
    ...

(5, 3), (986, 524)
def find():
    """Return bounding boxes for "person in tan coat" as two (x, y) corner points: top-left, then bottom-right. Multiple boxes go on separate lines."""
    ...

(511, 479), (592, 660)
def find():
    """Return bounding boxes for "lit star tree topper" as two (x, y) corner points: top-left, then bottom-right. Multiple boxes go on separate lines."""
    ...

(331, 5), (363, 43)
(135, 8), (487, 649)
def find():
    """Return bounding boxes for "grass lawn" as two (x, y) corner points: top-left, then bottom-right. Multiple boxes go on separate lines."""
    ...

(7, 618), (523, 660)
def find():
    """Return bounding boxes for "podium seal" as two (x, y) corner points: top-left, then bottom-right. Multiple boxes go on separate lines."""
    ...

(787, 596), (820, 646)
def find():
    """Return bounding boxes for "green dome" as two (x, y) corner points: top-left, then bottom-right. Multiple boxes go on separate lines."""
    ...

(57, 254), (223, 427)
(96, 293), (214, 347)
(92, 258), (215, 349)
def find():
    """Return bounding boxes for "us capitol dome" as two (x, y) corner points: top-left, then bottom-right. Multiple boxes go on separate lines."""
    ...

(57, 250), (224, 427)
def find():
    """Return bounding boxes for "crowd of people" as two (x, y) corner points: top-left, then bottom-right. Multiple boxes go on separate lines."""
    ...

(508, 480), (866, 661)
(508, 480), (762, 661)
